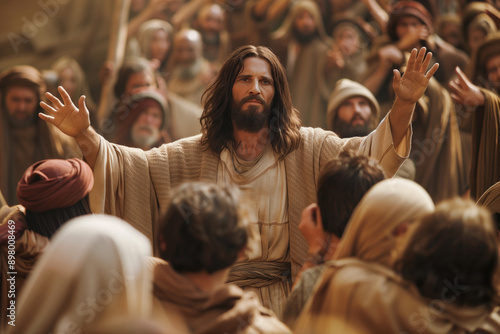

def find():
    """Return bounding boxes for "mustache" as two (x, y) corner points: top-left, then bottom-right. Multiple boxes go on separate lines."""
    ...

(239, 95), (266, 106)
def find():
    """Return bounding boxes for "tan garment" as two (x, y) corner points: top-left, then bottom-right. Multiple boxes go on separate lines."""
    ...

(0, 205), (48, 330)
(90, 116), (409, 282)
(8, 215), (153, 334)
(219, 143), (291, 316)
(470, 89), (500, 200)
(148, 257), (291, 334)
(295, 258), (500, 334)
(333, 178), (435, 267)
(411, 77), (468, 202)
(477, 181), (500, 213)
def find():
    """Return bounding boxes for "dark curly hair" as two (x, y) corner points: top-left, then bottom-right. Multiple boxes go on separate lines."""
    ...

(156, 182), (248, 274)
(200, 45), (301, 160)
(398, 198), (498, 307)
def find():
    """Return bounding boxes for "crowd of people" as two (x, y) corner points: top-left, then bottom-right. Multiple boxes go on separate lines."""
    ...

(1, 0), (500, 333)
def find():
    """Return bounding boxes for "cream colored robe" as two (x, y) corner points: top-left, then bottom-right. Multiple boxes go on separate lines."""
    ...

(90, 116), (409, 281)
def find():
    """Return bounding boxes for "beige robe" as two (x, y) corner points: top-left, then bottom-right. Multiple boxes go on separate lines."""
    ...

(89, 116), (410, 314)
(148, 257), (291, 334)
(295, 258), (500, 334)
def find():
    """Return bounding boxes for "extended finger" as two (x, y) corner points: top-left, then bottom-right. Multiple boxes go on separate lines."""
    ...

(448, 80), (464, 97)
(45, 92), (63, 109)
(406, 48), (418, 72)
(58, 86), (74, 106)
(38, 112), (55, 124)
(414, 47), (427, 72)
(421, 51), (433, 73)
(40, 101), (57, 115)
(454, 67), (471, 89)
(425, 63), (439, 79)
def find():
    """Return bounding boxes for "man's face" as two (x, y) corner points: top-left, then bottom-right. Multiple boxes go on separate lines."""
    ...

(231, 57), (275, 132)
(395, 16), (426, 41)
(335, 27), (362, 57)
(294, 10), (317, 37)
(125, 71), (156, 95)
(172, 37), (199, 67)
(131, 106), (163, 149)
(486, 54), (500, 89)
(198, 8), (224, 41)
(334, 96), (373, 137)
(59, 66), (77, 98)
(150, 29), (171, 63)
(4, 86), (38, 127)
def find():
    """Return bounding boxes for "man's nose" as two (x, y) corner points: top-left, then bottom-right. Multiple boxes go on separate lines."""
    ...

(249, 79), (261, 95)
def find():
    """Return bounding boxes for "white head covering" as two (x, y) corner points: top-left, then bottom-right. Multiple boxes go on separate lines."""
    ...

(10, 215), (153, 334)
(333, 178), (435, 267)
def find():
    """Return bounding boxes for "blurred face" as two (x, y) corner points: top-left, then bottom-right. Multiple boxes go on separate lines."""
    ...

(468, 28), (487, 52)
(395, 16), (425, 41)
(294, 10), (317, 36)
(486, 54), (500, 89)
(333, 96), (374, 137)
(58, 66), (77, 97)
(150, 29), (171, 62)
(4, 86), (38, 126)
(131, 105), (163, 148)
(335, 26), (362, 57)
(440, 22), (461, 48)
(198, 8), (224, 38)
(231, 57), (275, 132)
(125, 71), (156, 95)
(173, 37), (198, 66)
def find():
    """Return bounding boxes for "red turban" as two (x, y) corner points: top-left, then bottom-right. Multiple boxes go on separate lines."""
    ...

(17, 159), (94, 213)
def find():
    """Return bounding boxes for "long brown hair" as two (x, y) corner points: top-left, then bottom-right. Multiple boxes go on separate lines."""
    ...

(200, 45), (301, 160)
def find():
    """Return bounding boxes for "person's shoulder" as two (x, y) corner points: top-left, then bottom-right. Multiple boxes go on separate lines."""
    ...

(299, 126), (340, 143)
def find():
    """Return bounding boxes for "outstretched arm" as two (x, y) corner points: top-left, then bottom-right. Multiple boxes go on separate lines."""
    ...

(389, 47), (439, 147)
(39, 86), (100, 169)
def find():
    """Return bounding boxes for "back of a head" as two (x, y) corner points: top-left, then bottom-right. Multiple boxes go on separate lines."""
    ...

(17, 158), (94, 238)
(317, 150), (386, 238)
(157, 182), (248, 273)
(400, 198), (498, 307)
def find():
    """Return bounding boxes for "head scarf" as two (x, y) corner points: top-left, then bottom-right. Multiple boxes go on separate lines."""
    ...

(387, 1), (434, 42)
(137, 19), (174, 65)
(17, 159), (94, 212)
(0, 65), (46, 105)
(333, 178), (434, 267)
(477, 181), (500, 214)
(10, 215), (153, 334)
(467, 32), (500, 85)
(326, 79), (380, 132)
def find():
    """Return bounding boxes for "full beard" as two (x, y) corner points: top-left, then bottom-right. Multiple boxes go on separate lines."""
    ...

(232, 96), (271, 133)
(333, 120), (373, 138)
(292, 26), (318, 45)
(131, 125), (160, 149)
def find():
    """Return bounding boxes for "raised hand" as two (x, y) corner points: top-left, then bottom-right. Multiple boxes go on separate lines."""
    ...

(39, 86), (91, 138)
(449, 66), (485, 107)
(393, 47), (439, 103)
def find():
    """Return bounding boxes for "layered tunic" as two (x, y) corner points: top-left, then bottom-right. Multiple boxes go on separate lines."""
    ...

(89, 116), (410, 315)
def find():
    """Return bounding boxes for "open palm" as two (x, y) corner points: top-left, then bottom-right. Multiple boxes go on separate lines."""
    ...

(393, 48), (439, 103)
(39, 86), (91, 137)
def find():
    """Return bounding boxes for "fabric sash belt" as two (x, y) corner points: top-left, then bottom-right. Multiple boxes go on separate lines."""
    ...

(226, 261), (292, 288)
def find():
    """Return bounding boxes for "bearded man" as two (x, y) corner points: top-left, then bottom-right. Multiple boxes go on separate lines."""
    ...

(39, 45), (437, 316)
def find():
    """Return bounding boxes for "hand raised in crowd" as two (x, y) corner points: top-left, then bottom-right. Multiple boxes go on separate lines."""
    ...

(449, 66), (485, 107)
(393, 47), (439, 103)
(39, 86), (91, 138)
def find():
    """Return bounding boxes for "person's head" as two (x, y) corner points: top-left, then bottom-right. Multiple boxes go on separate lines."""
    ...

(467, 14), (497, 52)
(399, 198), (498, 307)
(436, 14), (463, 49)
(16, 158), (94, 238)
(171, 29), (203, 67)
(317, 150), (386, 238)
(468, 33), (500, 91)
(196, 3), (225, 44)
(476, 181), (500, 237)
(0, 65), (45, 127)
(200, 45), (301, 160)
(112, 89), (168, 150)
(272, 1), (330, 45)
(333, 179), (434, 268)
(14, 214), (152, 334)
(332, 19), (369, 57)
(156, 182), (248, 274)
(327, 79), (380, 137)
(114, 57), (157, 99)
(137, 19), (174, 67)
(387, 1), (433, 43)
